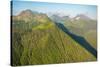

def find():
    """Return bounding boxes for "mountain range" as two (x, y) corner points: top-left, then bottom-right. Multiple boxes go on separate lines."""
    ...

(11, 9), (97, 66)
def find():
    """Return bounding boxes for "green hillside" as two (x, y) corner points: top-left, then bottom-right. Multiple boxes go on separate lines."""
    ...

(84, 30), (97, 49)
(12, 10), (96, 66)
(63, 18), (97, 50)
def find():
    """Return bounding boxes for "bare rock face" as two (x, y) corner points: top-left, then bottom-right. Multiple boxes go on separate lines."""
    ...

(12, 9), (51, 23)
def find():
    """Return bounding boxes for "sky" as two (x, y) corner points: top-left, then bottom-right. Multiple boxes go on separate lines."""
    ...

(12, 1), (97, 19)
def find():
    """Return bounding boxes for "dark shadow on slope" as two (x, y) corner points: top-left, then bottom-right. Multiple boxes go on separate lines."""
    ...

(55, 22), (97, 58)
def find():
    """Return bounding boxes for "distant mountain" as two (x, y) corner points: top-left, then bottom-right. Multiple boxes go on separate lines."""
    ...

(49, 14), (71, 24)
(62, 16), (70, 20)
(63, 14), (96, 31)
(18, 9), (34, 17)
(12, 9), (34, 22)
(74, 14), (92, 20)
(50, 14), (92, 22)
(49, 14), (63, 23)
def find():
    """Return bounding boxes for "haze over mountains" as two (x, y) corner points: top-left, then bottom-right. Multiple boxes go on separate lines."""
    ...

(12, 9), (97, 66)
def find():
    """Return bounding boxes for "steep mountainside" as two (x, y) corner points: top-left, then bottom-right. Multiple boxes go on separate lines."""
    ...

(61, 15), (97, 50)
